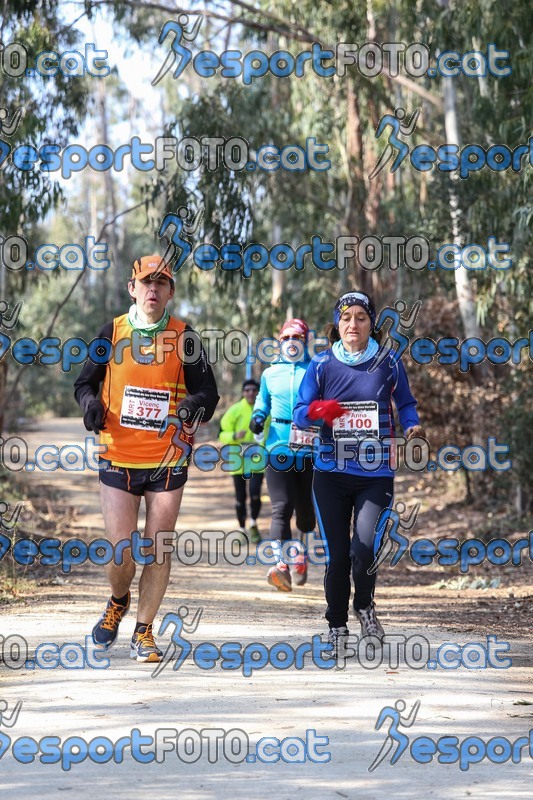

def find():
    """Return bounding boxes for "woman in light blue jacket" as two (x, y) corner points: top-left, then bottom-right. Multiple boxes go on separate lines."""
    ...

(249, 319), (317, 592)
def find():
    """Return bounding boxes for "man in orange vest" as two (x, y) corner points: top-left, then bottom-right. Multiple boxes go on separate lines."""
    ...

(74, 255), (219, 662)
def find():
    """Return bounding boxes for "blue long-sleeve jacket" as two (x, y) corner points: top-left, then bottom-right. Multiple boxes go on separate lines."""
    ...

(293, 348), (420, 477)
(252, 361), (312, 457)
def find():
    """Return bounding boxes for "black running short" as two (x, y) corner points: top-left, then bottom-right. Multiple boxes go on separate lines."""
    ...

(98, 460), (188, 495)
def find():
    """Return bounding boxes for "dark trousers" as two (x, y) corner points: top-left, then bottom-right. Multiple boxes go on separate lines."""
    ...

(312, 470), (394, 628)
(232, 472), (264, 528)
(265, 459), (316, 541)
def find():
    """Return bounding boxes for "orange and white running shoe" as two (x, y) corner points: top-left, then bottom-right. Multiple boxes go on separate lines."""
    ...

(267, 562), (292, 592)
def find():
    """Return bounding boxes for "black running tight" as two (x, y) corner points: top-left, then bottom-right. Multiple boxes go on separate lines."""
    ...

(312, 470), (393, 628)
(232, 473), (264, 528)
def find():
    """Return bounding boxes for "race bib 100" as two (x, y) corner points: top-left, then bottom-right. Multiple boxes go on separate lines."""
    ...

(332, 401), (380, 440)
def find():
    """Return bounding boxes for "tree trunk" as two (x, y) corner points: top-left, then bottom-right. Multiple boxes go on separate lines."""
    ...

(0, 361), (7, 437)
(442, 71), (488, 501)
(271, 222), (283, 308)
(442, 77), (486, 356)
(97, 79), (120, 312)
(346, 83), (370, 294)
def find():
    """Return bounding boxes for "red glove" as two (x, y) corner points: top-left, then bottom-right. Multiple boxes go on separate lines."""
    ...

(308, 399), (345, 426)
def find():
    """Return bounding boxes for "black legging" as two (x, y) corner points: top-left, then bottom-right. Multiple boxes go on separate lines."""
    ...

(232, 472), (264, 528)
(312, 470), (393, 628)
(265, 459), (316, 540)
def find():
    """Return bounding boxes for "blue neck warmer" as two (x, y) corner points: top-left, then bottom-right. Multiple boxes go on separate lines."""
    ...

(332, 337), (379, 366)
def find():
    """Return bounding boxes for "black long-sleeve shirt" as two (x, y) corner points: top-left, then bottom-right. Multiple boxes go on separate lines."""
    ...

(74, 321), (219, 423)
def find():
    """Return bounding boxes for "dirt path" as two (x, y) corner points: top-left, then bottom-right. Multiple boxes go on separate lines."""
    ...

(1, 419), (532, 799)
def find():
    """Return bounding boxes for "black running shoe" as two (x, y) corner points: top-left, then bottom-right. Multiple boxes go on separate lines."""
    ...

(92, 593), (130, 649)
(326, 626), (350, 660)
(130, 624), (163, 663)
(354, 601), (384, 640)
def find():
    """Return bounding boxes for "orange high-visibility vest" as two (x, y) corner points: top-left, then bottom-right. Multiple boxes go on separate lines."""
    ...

(99, 314), (189, 468)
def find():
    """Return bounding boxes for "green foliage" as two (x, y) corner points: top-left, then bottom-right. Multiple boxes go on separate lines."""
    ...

(500, 367), (533, 490)
(3, 0), (532, 511)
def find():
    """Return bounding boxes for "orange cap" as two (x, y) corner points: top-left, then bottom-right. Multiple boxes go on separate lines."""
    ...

(131, 255), (173, 281)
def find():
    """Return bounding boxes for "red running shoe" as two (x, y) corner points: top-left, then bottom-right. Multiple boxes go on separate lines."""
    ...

(292, 549), (308, 587)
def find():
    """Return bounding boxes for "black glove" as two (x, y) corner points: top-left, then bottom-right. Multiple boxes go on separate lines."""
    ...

(83, 400), (106, 434)
(249, 417), (264, 435)
(177, 399), (198, 423)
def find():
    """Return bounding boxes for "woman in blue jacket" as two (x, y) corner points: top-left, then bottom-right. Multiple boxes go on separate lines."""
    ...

(250, 319), (317, 592)
(293, 291), (425, 654)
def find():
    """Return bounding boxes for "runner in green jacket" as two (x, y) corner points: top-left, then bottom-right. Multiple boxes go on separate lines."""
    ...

(219, 379), (270, 543)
